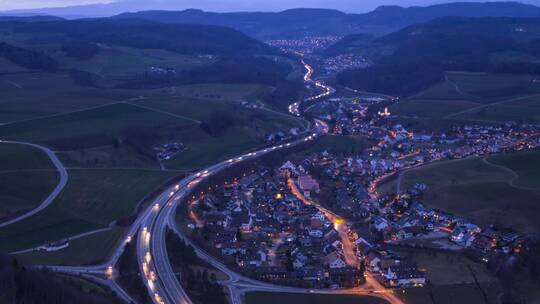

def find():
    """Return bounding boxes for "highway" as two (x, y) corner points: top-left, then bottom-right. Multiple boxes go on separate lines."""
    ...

(139, 133), (320, 304)
(38, 58), (401, 304)
(139, 58), (402, 304)
(0, 140), (68, 228)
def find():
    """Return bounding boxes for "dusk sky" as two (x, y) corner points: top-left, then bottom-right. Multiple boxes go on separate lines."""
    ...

(2, 0), (540, 13)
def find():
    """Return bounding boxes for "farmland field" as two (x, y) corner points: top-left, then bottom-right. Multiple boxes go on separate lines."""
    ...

(0, 143), (58, 222)
(0, 72), (135, 123)
(54, 45), (214, 77)
(18, 228), (128, 266)
(398, 282), (502, 304)
(0, 142), (54, 170)
(0, 169), (178, 252)
(0, 74), (304, 257)
(378, 151), (540, 233)
(391, 72), (540, 131)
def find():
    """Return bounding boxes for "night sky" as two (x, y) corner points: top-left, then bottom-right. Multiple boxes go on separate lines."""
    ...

(2, 0), (539, 13)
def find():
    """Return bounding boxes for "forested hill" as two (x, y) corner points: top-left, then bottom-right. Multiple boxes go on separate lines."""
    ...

(353, 2), (540, 28)
(112, 8), (352, 39)
(110, 2), (540, 39)
(335, 17), (540, 97)
(0, 15), (64, 22)
(0, 19), (278, 56)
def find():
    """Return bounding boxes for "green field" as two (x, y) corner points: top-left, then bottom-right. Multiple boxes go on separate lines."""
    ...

(0, 142), (54, 170)
(159, 83), (272, 103)
(414, 72), (540, 102)
(391, 72), (540, 131)
(0, 29), (308, 267)
(0, 143), (58, 222)
(0, 169), (177, 252)
(18, 228), (128, 266)
(399, 282), (502, 304)
(380, 151), (540, 233)
(0, 72), (135, 123)
(0, 171), (58, 221)
(54, 45), (214, 78)
(0, 102), (195, 149)
(489, 150), (540, 188)
(244, 292), (388, 304)
(390, 247), (496, 285)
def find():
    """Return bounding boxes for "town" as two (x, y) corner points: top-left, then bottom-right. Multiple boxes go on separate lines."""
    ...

(179, 90), (540, 291)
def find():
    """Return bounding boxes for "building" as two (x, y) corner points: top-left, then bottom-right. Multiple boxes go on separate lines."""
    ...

(298, 174), (320, 197)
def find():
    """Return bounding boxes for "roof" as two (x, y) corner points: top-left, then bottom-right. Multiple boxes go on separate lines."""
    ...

(298, 175), (319, 191)
(280, 161), (297, 171)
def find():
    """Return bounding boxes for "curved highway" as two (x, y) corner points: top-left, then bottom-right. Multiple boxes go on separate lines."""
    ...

(41, 58), (398, 304)
(0, 140), (68, 228)
(139, 134), (320, 304)
(139, 58), (403, 304)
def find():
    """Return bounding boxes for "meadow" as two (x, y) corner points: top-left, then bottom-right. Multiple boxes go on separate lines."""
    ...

(391, 72), (540, 131)
(379, 150), (540, 233)
(0, 169), (178, 252)
(0, 143), (58, 222)
(0, 77), (305, 259)
(18, 228), (128, 266)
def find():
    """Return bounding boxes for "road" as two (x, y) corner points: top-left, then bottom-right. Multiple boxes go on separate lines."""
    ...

(0, 140), (68, 228)
(138, 58), (334, 303)
(142, 59), (402, 304)
(140, 134), (320, 304)
(287, 176), (358, 267)
(41, 58), (402, 304)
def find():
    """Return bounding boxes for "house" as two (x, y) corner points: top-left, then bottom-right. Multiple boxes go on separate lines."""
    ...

(383, 265), (426, 287)
(296, 266), (325, 283)
(366, 252), (382, 272)
(329, 267), (363, 287)
(470, 234), (495, 252)
(337, 189), (354, 211)
(221, 242), (247, 255)
(298, 175), (320, 197)
(356, 238), (372, 257)
(322, 251), (347, 269)
(257, 267), (290, 280)
(308, 228), (323, 238)
(373, 216), (389, 231)
(205, 213), (232, 229)
(279, 161), (298, 176)
(397, 226), (423, 239)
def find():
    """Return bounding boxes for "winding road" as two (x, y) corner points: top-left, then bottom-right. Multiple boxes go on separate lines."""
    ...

(39, 58), (402, 304)
(0, 140), (68, 228)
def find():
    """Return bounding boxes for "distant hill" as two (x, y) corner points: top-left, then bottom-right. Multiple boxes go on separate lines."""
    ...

(112, 8), (354, 39)
(352, 2), (540, 28)
(336, 17), (540, 96)
(0, 15), (64, 22)
(3, 2), (540, 39)
(0, 19), (277, 56)
(109, 2), (540, 39)
(0, 19), (293, 90)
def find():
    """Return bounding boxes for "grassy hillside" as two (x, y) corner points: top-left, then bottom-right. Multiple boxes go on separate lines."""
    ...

(0, 144), (58, 223)
(0, 17), (306, 264)
(335, 17), (540, 96)
(111, 2), (540, 39)
(378, 151), (540, 233)
(0, 19), (277, 56)
(388, 72), (540, 132)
